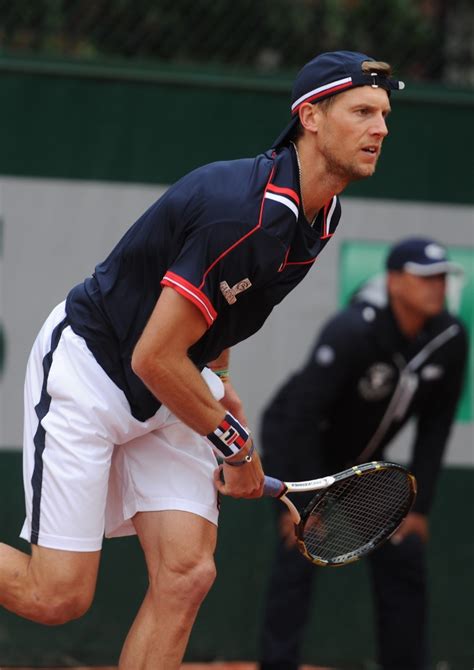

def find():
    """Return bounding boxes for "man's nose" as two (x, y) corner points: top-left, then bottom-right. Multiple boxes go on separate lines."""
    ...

(372, 114), (389, 137)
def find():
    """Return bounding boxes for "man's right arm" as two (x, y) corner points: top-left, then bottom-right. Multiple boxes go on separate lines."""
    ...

(132, 286), (264, 498)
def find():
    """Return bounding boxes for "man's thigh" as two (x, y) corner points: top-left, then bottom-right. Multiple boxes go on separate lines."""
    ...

(133, 510), (218, 576)
(30, 544), (101, 596)
(0, 542), (101, 623)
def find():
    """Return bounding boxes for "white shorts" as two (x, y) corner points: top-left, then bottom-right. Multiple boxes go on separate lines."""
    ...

(20, 302), (224, 552)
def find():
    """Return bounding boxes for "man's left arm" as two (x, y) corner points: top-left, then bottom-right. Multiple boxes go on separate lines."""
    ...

(208, 349), (249, 427)
(393, 325), (468, 543)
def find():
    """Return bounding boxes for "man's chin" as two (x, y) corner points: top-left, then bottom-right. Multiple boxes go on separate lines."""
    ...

(424, 303), (445, 317)
(324, 156), (378, 182)
(348, 164), (377, 181)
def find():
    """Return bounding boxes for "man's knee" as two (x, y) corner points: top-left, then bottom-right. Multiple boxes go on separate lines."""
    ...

(151, 556), (217, 607)
(188, 559), (217, 605)
(28, 546), (100, 625)
(34, 586), (94, 625)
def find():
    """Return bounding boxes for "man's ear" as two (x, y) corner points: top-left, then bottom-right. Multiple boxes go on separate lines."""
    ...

(298, 103), (320, 134)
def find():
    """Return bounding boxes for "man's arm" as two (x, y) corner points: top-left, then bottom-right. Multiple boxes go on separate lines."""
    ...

(208, 349), (249, 427)
(411, 327), (468, 515)
(393, 325), (468, 542)
(391, 388), (459, 544)
(132, 286), (264, 497)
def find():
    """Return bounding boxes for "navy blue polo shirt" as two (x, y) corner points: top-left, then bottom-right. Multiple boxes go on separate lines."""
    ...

(66, 145), (341, 420)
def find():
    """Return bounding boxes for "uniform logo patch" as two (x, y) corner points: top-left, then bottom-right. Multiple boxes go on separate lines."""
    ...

(420, 364), (444, 381)
(358, 363), (396, 400)
(220, 278), (252, 305)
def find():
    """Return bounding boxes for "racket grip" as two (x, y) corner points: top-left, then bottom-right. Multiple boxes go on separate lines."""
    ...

(263, 475), (287, 498)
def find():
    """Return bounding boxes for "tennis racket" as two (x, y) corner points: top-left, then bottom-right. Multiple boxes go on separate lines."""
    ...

(264, 461), (416, 567)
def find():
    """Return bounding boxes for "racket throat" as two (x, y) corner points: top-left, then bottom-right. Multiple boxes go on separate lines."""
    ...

(280, 494), (301, 525)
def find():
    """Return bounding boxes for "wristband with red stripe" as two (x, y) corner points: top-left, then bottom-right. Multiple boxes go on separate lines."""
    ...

(206, 412), (250, 459)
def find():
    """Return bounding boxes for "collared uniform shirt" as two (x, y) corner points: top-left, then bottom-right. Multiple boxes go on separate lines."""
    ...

(66, 145), (341, 420)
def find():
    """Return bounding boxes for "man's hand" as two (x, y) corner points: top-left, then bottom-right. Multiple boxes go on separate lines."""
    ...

(212, 374), (263, 498)
(213, 440), (264, 499)
(390, 512), (429, 544)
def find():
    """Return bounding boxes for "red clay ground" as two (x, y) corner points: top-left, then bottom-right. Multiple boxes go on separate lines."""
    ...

(3, 664), (333, 669)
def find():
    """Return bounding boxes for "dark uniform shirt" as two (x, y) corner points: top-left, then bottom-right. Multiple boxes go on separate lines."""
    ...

(261, 296), (467, 514)
(66, 145), (341, 421)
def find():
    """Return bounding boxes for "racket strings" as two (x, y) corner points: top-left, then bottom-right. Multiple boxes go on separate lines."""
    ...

(302, 469), (412, 563)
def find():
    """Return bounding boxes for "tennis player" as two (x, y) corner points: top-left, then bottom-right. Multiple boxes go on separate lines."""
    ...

(259, 238), (468, 670)
(0, 51), (403, 669)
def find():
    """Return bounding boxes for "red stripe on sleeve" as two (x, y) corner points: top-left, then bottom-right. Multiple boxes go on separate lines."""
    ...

(161, 271), (217, 327)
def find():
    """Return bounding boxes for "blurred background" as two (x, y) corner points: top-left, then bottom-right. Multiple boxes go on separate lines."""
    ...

(0, 1), (473, 668)
(0, 0), (473, 85)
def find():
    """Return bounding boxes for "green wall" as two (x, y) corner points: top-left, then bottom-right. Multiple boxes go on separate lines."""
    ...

(0, 59), (473, 202)
(0, 451), (473, 667)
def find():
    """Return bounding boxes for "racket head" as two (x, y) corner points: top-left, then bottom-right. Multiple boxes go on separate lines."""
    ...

(295, 462), (417, 567)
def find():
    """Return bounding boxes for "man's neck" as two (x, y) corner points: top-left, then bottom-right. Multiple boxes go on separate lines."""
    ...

(294, 139), (349, 220)
(390, 299), (426, 339)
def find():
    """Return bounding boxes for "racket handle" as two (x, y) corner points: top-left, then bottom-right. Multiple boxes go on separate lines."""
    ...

(263, 475), (287, 498)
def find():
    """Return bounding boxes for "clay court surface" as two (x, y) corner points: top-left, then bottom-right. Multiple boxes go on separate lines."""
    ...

(1, 664), (332, 669)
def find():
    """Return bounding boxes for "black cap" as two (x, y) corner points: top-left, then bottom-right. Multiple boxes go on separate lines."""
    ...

(386, 237), (463, 276)
(273, 50), (405, 148)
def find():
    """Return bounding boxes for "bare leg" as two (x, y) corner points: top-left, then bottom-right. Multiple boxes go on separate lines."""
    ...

(119, 510), (217, 670)
(0, 542), (100, 624)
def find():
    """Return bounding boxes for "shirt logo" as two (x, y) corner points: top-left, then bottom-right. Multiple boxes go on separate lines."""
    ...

(220, 278), (252, 305)
(358, 363), (396, 400)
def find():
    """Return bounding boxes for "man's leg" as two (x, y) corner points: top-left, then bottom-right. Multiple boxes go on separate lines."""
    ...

(119, 509), (217, 670)
(368, 534), (428, 670)
(11, 304), (110, 625)
(259, 530), (315, 670)
(0, 542), (100, 624)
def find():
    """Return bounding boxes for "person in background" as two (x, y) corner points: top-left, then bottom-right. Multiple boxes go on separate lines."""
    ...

(259, 237), (468, 670)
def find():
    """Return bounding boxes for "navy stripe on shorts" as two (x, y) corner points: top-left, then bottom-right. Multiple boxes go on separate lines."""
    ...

(30, 317), (69, 545)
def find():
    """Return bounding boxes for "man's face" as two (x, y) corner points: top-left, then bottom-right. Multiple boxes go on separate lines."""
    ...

(314, 86), (391, 181)
(389, 272), (447, 318)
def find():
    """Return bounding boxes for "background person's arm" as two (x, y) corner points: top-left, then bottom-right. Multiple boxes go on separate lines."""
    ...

(409, 323), (468, 516)
(393, 322), (468, 543)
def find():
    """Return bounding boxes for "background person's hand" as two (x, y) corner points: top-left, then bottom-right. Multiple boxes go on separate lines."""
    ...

(278, 510), (297, 549)
(390, 511), (429, 544)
